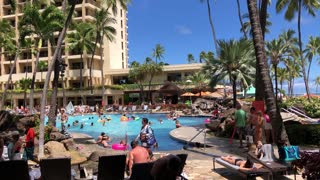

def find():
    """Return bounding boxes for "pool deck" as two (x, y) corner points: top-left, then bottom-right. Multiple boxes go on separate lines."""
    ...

(72, 125), (303, 180)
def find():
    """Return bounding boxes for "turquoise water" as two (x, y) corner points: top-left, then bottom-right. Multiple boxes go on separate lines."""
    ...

(55, 113), (207, 151)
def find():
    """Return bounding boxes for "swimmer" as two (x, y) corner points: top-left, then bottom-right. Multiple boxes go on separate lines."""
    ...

(80, 123), (84, 129)
(107, 116), (111, 121)
(91, 122), (94, 126)
(158, 119), (163, 124)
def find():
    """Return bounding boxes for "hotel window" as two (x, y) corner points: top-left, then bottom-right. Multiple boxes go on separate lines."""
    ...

(122, 62), (124, 69)
(121, 42), (124, 50)
(71, 62), (83, 70)
(121, 20), (123, 28)
(23, 66), (32, 73)
(39, 51), (48, 57)
(121, 31), (123, 39)
(167, 73), (182, 82)
(10, 20), (15, 27)
(71, 82), (81, 88)
(122, 53), (124, 61)
(120, 9), (123, 17)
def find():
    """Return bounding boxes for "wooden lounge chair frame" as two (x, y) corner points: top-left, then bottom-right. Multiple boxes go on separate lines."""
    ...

(40, 157), (71, 180)
(97, 154), (126, 180)
(176, 153), (188, 180)
(0, 160), (30, 180)
(130, 162), (154, 180)
(213, 157), (271, 180)
(248, 144), (289, 179)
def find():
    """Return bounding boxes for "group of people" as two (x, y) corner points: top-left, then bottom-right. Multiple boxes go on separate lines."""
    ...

(234, 103), (275, 148)
(0, 123), (35, 162)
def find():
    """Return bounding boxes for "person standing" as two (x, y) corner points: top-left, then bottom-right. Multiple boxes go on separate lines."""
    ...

(23, 124), (35, 160)
(255, 111), (264, 144)
(0, 136), (4, 161)
(127, 140), (150, 176)
(61, 109), (68, 133)
(234, 103), (246, 148)
(263, 110), (274, 144)
(136, 118), (157, 155)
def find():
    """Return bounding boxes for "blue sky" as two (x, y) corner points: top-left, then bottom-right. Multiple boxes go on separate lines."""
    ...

(127, 0), (320, 94)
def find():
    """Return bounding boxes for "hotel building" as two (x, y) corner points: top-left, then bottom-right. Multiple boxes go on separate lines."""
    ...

(0, 0), (202, 107)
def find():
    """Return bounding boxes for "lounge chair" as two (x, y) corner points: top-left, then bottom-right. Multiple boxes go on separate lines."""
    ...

(97, 154), (126, 180)
(213, 157), (271, 180)
(131, 105), (137, 112)
(130, 162), (154, 180)
(151, 106), (161, 113)
(143, 105), (149, 112)
(40, 157), (71, 180)
(123, 106), (127, 112)
(248, 144), (288, 178)
(176, 154), (188, 180)
(118, 105), (123, 112)
(0, 160), (30, 180)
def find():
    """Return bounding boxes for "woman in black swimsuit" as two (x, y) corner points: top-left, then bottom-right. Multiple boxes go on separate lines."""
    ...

(221, 156), (263, 170)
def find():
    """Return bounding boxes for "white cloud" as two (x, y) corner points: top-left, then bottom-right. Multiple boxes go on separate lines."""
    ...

(175, 25), (192, 35)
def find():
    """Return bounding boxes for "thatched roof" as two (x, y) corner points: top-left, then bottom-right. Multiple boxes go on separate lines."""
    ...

(158, 82), (181, 96)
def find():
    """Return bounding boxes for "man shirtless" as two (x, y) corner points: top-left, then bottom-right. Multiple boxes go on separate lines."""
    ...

(96, 132), (111, 148)
(127, 140), (150, 176)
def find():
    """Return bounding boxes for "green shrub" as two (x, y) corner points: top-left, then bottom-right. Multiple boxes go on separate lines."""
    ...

(285, 124), (320, 146)
(280, 97), (320, 118)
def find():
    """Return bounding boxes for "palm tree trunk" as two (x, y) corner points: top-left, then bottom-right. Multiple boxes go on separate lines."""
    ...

(99, 38), (105, 108)
(259, 0), (267, 39)
(0, 45), (20, 110)
(232, 76), (237, 108)
(236, 0), (247, 39)
(48, 54), (60, 126)
(90, 34), (99, 95)
(274, 64), (278, 107)
(297, 0), (310, 100)
(39, 2), (77, 158)
(247, 0), (289, 147)
(80, 53), (84, 104)
(206, 0), (218, 55)
(29, 48), (41, 113)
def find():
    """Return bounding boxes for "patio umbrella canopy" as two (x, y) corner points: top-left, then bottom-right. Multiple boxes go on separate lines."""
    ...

(204, 92), (224, 99)
(158, 81), (181, 96)
(181, 92), (196, 96)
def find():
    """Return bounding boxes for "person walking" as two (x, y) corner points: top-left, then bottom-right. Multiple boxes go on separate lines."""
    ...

(234, 103), (246, 148)
(23, 123), (35, 161)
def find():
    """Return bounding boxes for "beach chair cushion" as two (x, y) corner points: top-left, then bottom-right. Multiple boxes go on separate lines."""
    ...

(130, 162), (154, 180)
(215, 158), (240, 170)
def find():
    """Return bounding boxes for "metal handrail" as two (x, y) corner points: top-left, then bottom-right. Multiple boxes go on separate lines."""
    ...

(186, 127), (207, 150)
(288, 107), (313, 120)
(290, 106), (305, 115)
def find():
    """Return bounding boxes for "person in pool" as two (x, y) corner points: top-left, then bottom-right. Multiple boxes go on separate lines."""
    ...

(96, 132), (111, 148)
(221, 155), (263, 171)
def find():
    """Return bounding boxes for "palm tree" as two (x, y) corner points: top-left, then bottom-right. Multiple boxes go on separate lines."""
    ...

(187, 54), (195, 64)
(37, 61), (48, 81)
(19, 4), (64, 113)
(68, 22), (95, 104)
(128, 62), (146, 103)
(266, 38), (287, 104)
(276, 0), (320, 100)
(17, 78), (32, 108)
(188, 72), (209, 96)
(247, 0), (289, 146)
(315, 76), (320, 94)
(199, 51), (207, 63)
(152, 44), (165, 64)
(39, 0), (80, 158)
(89, 8), (116, 96)
(199, 0), (218, 54)
(145, 60), (163, 103)
(277, 67), (289, 93)
(0, 20), (18, 110)
(305, 36), (320, 85)
(236, 0), (247, 39)
(241, 13), (272, 37)
(203, 39), (255, 107)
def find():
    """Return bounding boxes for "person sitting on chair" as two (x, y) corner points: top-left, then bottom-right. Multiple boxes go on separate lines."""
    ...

(221, 155), (263, 171)
(255, 141), (264, 159)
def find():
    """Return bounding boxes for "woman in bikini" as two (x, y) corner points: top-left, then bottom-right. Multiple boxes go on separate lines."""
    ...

(221, 156), (263, 170)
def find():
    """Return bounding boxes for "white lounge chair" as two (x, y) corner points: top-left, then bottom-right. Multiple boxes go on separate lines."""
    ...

(143, 105), (149, 112)
(152, 106), (161, 113)
(118, 106), (123, 112)
(132, 105), (137, 112)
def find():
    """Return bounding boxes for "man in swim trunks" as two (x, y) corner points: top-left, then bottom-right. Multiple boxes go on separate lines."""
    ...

(127, 140), (150, 176)
(221, 155), (263, 171)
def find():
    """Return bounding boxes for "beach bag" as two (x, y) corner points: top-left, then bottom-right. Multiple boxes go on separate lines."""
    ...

(278, 146), (300, 161)
(264, 114), (270, 123)
(146, 126), (157, 146)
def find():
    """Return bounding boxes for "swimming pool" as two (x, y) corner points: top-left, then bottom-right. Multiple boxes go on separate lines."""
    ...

(56, 113), (207, 151)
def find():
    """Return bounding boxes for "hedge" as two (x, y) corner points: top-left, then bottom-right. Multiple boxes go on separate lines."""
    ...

(285, 124), (320, 146)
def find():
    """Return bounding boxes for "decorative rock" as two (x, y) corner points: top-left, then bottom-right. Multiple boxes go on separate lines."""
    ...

(50, 132), (67, 141)
(44, 141), (68, 156)
(88, 151), (109, 162)
(18, 116), (36, 126)
(51, 126), (60, 133)
(61, 138), (76, 151)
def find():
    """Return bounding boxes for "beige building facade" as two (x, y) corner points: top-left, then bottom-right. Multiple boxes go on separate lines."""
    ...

(0, 0), (203, 107)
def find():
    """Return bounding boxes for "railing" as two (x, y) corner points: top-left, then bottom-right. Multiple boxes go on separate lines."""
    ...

(185, 128), (207, 150)
(281, 107), (314, 121)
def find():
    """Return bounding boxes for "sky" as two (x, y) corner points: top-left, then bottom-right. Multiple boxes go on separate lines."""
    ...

(127, 0), (320, 94)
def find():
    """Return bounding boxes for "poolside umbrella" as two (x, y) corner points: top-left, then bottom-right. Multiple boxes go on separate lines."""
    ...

(204, 92), (224, 99)
(181, 92), (195, 104)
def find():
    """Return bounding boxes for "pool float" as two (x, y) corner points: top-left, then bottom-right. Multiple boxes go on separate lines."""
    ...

(120, 116), (129, 121)
(134, 117), (140, 120)
(112, 143), (128, 151)
(204, 118), (211, 123)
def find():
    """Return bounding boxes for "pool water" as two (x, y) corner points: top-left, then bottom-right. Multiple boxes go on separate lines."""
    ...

(55, 113), (207, 151)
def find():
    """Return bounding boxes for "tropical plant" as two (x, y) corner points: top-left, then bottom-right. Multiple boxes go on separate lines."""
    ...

(152, 44), (165, 64)
(89, 8), (116, 96)
(188, 72), (209, 96)
(19, 4), (64, 113)
(276, 0), (320, 100)
(17, 78), (32, 108)
(305, 36), (320, 85)
(199, 51), (207, 63)
(0, 20), (18, 110)
(68, 22), (95, 103)
(39, 0), (80, 158)
(247, 0), (290, 147)
(144, 60), (164, 102)
(236, 0), (247, 39)
(241, 13), (272, 38)
(203, 39), (255, 107)
(128, 62), (146, 103)
(315, 76), (320, 94)
(266, 38), (288, 104)
(37, 61), (48, 80)
(187, 54), (195, 64)
(276, 67), (289, 92)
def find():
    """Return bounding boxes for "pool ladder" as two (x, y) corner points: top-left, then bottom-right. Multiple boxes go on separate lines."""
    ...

(185, 127), (207, 150)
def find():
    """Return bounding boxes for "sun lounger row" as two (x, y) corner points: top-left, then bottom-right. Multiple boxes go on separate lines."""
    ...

(0, 153), (188, 180)
(105, 105), (161, 113)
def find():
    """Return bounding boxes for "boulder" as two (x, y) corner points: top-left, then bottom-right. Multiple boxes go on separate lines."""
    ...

(0, 110), (22, 132)
(61, 138), (76, 151)
(50, 126), (60, 133)
(205, 120), (221, 131)
(44, 141), (68, 156)
(50, 132), (67, 141)
(88, 151), (109, 162)
(18, 116), (36, 126)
